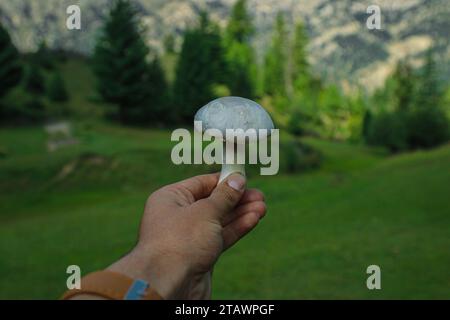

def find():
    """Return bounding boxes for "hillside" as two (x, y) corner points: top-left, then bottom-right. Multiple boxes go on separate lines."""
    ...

(0, 122), (449, 299)
(1, 0), (449, 89)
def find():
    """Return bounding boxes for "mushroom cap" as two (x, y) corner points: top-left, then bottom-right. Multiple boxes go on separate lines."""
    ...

(194, 96), (274, 142)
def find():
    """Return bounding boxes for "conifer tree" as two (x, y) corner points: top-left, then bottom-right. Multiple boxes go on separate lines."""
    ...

(291, 22), (310, 89)
(407, 49), (448, 148)
(23, 64), (45, 95)
(225, 0), (253, 43)
(163, 34), (176, 54)
(362, 109), (373, 142)
(392, 60), (414, 112)
(224, 0), (255, 98)
(47, 72), (69, 102)
(0, 23), (22, 99)
(264, 13), (287, 96)
(34, 41), (54, 70)
(19, 63), (46, 122)
(147, 56), (169, 122)
(415, 48), (442, 109)
(173, 12), (226, 123)
(93, 0), (152, 124)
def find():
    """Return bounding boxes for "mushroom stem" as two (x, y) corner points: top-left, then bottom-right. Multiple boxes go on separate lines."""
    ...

(219, 163), (245, 182)
(219, 141), (245, 182)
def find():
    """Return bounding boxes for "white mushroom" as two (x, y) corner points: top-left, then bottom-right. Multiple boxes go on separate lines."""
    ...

(194, 96), (274, 182)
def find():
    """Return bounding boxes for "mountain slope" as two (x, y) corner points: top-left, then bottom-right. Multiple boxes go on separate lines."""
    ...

(1, 0), (449, 89)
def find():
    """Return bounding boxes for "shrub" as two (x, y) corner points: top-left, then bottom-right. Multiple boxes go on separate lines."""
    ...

(0, 95), (46, 124)
(367, 112), (408, 152)
(406, 107), (449, 149)
(287, 111), (304, 137)
(368, 107), (449, 153)
(362, 110), (373, 142)
(280, 140), (322, 174)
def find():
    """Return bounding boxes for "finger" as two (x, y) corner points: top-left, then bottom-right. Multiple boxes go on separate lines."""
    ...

(195, 173), (246, 223)
(238, 189), (264, 205)
(223, 212), (260, 250)
(174, 173), (219, 200)
(223, 200), (266, 226)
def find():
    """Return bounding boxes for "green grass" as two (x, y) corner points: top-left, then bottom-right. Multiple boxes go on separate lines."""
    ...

(0, 123), (449, 299)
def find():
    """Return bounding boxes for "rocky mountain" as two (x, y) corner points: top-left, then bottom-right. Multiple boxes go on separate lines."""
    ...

(1, 0), (449, 90)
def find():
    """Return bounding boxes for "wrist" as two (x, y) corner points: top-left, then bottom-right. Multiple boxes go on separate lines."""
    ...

(107, 245), (190, 299)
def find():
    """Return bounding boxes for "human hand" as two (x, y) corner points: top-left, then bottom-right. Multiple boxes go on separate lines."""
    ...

(108, 173), (266, 299)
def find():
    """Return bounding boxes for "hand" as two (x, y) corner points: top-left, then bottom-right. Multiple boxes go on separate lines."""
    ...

(108, 173), (266, 299)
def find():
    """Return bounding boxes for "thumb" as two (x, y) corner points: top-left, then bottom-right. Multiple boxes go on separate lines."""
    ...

(203, 173), (246, 222)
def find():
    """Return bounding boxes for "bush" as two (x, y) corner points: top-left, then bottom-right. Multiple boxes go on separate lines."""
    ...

(0, 96), (46, 125)
(280, 140), (322, 174)
(367, 55), (450, 153)
(368, 107), (449, 153)
(22, 98), (47, 122)
(362, 110), (373, 142)
(367, 112), (408, 152)
(406, 107), (449, 149)
(287, 111), (304, 137)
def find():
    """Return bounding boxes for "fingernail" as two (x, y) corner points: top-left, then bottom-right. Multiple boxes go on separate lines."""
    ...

(227, 174), (246, 191)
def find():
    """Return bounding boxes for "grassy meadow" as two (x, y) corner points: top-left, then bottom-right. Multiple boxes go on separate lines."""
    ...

(1, 121), (449, 299)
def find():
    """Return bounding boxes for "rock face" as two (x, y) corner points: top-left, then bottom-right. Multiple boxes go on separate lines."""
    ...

(1, 0), (449, 89)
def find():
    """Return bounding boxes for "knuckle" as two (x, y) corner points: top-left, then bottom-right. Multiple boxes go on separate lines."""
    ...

(147, 187), (166, 202)
(192, 176), (206, 195)
(146, 193), (156, 205)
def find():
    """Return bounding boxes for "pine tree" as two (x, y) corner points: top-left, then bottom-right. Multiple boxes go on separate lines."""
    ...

(407, 48), (449, 148)
(23, 63), (45, 95)
(224, 0), (255, 98)
(93, 0), (152, 124)
(368, 50), (449, 151)
(34, 41), (53, 70)
(392, 60), (414, 112)
(291, 22), (310, 90)
(362, 109), (373, 141)
(225, 0), (253, 43)
(289, 26), (316, 136)
(415, 48), (442, 109)
(19, 63), (46, 122)
(163, 34), (176, 54)
(173, 12), (226, 123)
(264, 13), (287, 96)
(0, 23), (22, 99)
(147, 56), (169, 122)
(47, 72), (69, 102)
